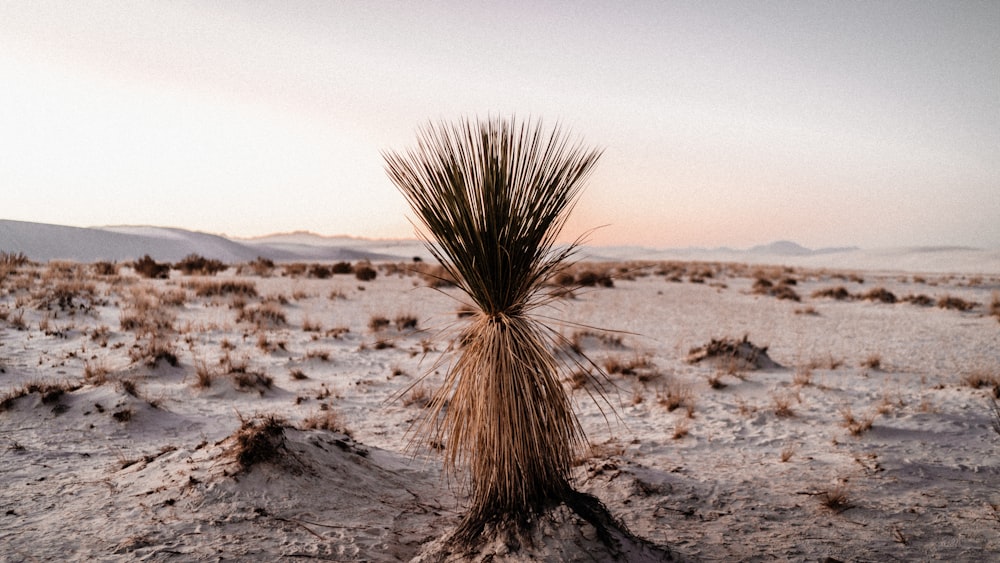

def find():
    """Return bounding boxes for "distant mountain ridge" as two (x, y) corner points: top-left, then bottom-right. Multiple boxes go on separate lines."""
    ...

(1, 219), (998, 274)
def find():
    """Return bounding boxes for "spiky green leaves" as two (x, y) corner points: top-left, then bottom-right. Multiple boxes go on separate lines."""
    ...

(383, 117), (601, 316)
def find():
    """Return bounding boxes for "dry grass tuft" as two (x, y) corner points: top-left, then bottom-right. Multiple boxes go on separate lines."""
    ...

(231, 414), (287, 471)
(862, 354), (883, 370)
(820, 484), (853, 512)
(772, 391), (796, 418)
(860, 287), (897, 304)
(299, 408), (350, 434)
(937, 295), (977, 311)
(655, 379), (693, 412)
(840, 406), (876, 436)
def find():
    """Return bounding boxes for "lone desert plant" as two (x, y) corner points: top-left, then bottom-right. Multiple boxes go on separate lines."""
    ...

(384, 117), (614, 547)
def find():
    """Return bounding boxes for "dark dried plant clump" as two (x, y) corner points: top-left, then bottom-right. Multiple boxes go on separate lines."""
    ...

(384, 117), (627, 549)
(231, 414), (287, 471)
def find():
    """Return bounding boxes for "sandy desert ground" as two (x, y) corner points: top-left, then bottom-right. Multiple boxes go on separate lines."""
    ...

(2, 255), (999, 561)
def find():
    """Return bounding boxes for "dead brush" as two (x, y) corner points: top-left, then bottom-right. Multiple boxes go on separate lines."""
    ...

(602, 353), (657, 381)
(772, 390), (797, 418)
(937, 295), (977, 311)
(840, 406), (876, 436)
(862, 354), (883, 370)
(236, 302), (287, 327)
(819, 483), (853, 512)
(792, 367), (813, 387)
(230, 414), (287, 471)
(990, 291), (1000, 322)
(83, 358), (112, 384)
(185, 279), (257, 298)
(368, 315), (391, 332)
(655, 378), (693, 413)
(403, 383), (432, 408)
(299, 408), (350, 434)
(961, 369), (1000, 395)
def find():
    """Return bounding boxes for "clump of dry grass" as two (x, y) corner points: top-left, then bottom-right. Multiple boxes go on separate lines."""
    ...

(83, 358), (112, 384)
(300, 406), (350, 434)
(937, 295), (977, 311)
(403, 383), (432, 408)
(811, 286), (852, 300)
(792, 367), (813, 387)
(815, 483), (854, 512)
(772, 391), (797, 418)
(173, 254), (226, 276)
(132, 255), (171, 279)
(394, 314), (419, 331)
(752, 278), (800, 301)
(236, 302), (287, 328)
(655, 379), (693, 413)
(990, 291), (1000, 322)
(780, 446), (795, 463)
(368, 315), (391, 332)
(902, 293), (935, 306)
(301, 316), (323, 332)
(230, 414), (287, 471)
(961, 369), (1000, 395)
(185, 279), (257, 297)
(840, 406), (876, 435)
(860, 287), (897, 304)
(671, 418), (690, 440)
(862, 354), (883, 370)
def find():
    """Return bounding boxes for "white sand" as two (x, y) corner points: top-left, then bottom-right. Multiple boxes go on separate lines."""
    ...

(2, 257), (999, 561)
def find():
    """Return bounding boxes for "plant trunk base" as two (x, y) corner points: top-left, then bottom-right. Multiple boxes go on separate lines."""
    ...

(413, 488), (677, 562)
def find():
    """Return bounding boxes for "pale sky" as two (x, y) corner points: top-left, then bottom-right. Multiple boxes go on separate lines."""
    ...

(2, 1), (998, 249)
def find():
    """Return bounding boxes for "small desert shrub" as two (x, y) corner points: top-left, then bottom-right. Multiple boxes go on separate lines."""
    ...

(656, 379), (692, 412)
(820, 484), (852, 512)
(305, 349), (331, 362)
(289, 368), (308, 380)
(574, 269), (614, 288)
(232, 370), (274, 393)
(174, 254), (226, 276)
(301, 316), (323, 332)
(231, 414), (286, 471)
(990, 292), (1000, 321)
(304, 264), (331, 279)
(300, 409), (349, 434)
(394, 314), (419, 331)
(840, 406), (876, 436)
(860, 287), (897, 304)
(331, 261), (353, 274)
(937, 295), (977, 311)
(236, 302), (287, 327)
(961, 369), (1000, 393)
(792, 367), (813, 387)
(403, 384), (432, 408)
(84, 359), (112, 384)
(672, 418), (690, 440)
(368, 315), (391, 332)
(245, 257), (275, 277)
(862, 354), (882, 370)
(186, 279), (258, 297)
(354, 265), (377, 281)
(780, 447), (795, 463)
(128, 335), (179, 367)
(133, 255), (170, 279)
(902, 293), (935, 306)
(91, 261), (119, 276)
(194, 359), (216, 388)
(807, 354), (843, 370)
(772, 391), (796, 418)
(282, 263), (308, 277)
(811, 286), (851, 300)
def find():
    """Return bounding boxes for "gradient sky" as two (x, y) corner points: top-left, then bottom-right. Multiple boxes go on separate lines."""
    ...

(2, 1), (998, 249)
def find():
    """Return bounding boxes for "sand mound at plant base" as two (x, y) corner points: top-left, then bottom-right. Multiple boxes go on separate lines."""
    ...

(685, 335), (781, 370)
(412, 503), (675, 563)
